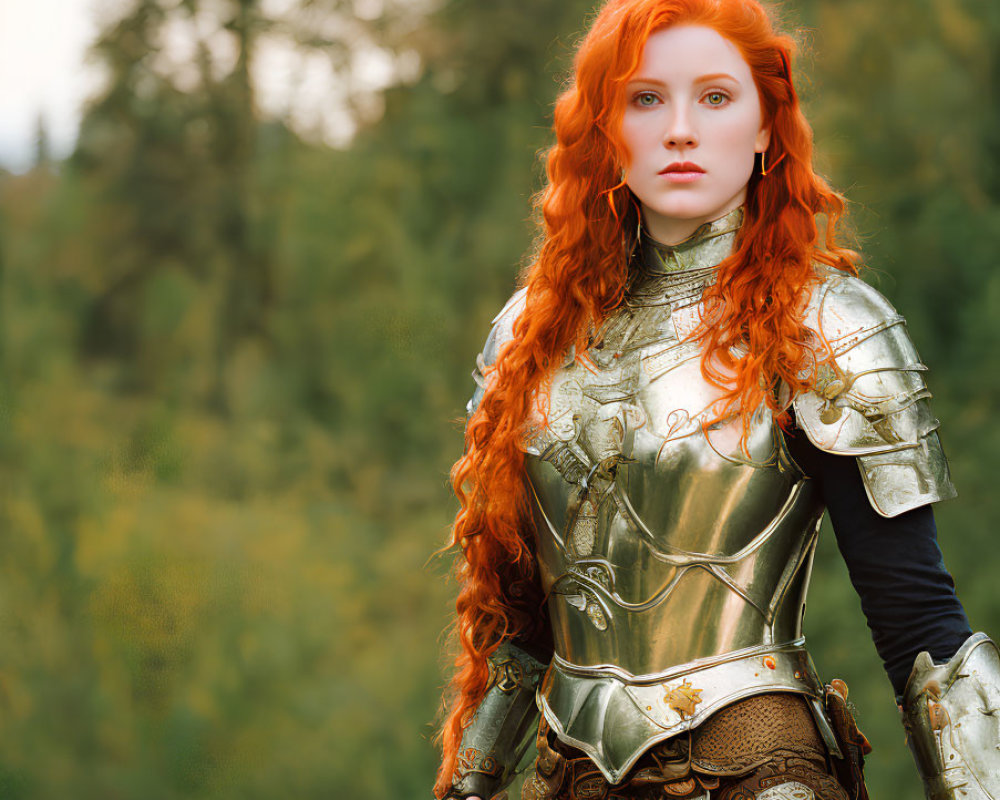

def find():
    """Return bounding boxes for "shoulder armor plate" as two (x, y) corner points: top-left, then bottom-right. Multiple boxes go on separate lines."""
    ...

(466, 288), (528, 418)
(793, 269), (956, 517)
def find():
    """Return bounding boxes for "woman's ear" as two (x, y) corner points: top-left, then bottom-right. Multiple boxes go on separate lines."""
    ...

(755, 125), (772, 154)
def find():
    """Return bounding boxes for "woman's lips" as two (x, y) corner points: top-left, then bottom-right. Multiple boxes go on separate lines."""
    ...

(659, 162), (705, 183)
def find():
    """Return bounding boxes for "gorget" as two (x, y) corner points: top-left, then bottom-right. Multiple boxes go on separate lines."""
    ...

(521, 208), (833, 783)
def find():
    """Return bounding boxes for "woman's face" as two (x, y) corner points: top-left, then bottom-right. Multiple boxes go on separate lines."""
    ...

(621, 25), (770, 245)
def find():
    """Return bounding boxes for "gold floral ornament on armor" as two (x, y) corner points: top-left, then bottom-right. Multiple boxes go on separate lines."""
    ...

(663, 680), (704, 720)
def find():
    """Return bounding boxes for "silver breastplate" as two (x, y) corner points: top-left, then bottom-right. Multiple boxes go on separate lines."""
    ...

(525, 296), (825, 674)
(522, 213), (834, 782)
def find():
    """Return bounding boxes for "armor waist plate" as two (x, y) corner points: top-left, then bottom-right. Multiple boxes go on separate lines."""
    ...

(539, 641), (828, 784)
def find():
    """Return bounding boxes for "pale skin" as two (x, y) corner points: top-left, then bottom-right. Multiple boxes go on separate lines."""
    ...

(622, 24), (771, 245)
(458, 25), (771, 800)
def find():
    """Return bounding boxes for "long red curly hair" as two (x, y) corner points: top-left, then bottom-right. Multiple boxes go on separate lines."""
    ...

(434, 1), (858, 795)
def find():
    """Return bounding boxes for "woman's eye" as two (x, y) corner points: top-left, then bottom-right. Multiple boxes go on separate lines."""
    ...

(634, 92), (660, 107)
(704, 91), (729, 106)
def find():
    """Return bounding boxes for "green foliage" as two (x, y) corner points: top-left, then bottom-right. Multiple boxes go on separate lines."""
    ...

(0, 0), (997, 796)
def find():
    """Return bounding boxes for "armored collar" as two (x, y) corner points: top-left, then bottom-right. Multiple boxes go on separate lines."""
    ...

(627, 207), (743, 308)
(637, 206), (743, 276)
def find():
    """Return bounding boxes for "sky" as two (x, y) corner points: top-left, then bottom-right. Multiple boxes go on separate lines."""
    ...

(0, 0), (407, 174)
(0, 0), (104, 173)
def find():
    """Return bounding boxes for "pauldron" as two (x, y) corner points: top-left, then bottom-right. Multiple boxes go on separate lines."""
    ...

(467, 288), (527, 419)
(445, 641), (547, 800)
(901, 633), (1000, 799)
(793, 268), (956, 517)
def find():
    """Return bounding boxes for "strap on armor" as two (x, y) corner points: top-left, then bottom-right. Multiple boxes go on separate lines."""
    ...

(444, 641), (547, 800)
(823, 680), (871, 799)
(900, 632), (1000, 799)
(793, 271), (956, 517)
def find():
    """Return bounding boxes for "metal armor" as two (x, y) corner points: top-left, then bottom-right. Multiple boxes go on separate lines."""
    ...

(446, 642), (547, 800)
(901, 632), (1000, 800)
(792, 265), (956, 517)
(454, 206), (955, 793)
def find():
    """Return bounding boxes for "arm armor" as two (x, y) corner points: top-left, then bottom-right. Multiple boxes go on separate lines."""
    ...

(901, 633), (1000, 799)
(449, 295), (548, 798)
(793, 270), (956, 517)
(445, 641), (547, 800)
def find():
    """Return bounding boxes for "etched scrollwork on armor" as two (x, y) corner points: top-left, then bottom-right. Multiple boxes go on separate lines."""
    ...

(454, 746), (502, 782)
(755, 781), (817, 800)
(448, 641), (548, 799)
(568, 498), (597, 557)
(488, 656), (525, 695)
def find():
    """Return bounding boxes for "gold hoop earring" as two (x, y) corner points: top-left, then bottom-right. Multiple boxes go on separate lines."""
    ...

(759, 151), (768, 177)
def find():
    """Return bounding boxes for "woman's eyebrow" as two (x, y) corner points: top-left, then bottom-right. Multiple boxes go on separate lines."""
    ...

(696, 72), (740, 84)
(626, 72), (741, 86)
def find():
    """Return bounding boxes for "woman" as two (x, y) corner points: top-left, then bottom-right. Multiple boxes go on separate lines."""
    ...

(434, 1), (998, 798)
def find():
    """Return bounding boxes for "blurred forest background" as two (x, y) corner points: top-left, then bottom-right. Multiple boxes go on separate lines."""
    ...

(0, 0), (998, 797)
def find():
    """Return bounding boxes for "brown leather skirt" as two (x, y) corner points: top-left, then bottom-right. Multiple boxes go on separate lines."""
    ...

(520, 693), (856, 800)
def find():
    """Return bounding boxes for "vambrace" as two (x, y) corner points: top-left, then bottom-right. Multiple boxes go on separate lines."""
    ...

(446, 641), (547, 800)
(901, 632), (1000, 799)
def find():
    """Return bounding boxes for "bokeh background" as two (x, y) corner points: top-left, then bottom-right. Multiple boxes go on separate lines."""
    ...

(0, 0), (998, 797)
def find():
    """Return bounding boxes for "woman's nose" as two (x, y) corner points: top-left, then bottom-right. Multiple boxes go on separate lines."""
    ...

(663, 107), (698, 148)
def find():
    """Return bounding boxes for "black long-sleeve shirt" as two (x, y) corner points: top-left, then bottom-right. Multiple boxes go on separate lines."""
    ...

(783, 426), (972, 696)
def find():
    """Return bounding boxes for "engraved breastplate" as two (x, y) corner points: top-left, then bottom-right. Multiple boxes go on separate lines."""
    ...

(525, 291), (826, 671)
(522, 211), (835, 782)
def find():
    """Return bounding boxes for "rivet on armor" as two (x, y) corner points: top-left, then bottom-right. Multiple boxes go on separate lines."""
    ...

(763, 656), (777, 670)
(819, 405), (843, 424)
(927, 700), (947, 731)
(823, 379), (846, 399)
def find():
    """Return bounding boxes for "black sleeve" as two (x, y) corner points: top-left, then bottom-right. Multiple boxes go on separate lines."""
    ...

(783, 426), (972, 696)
